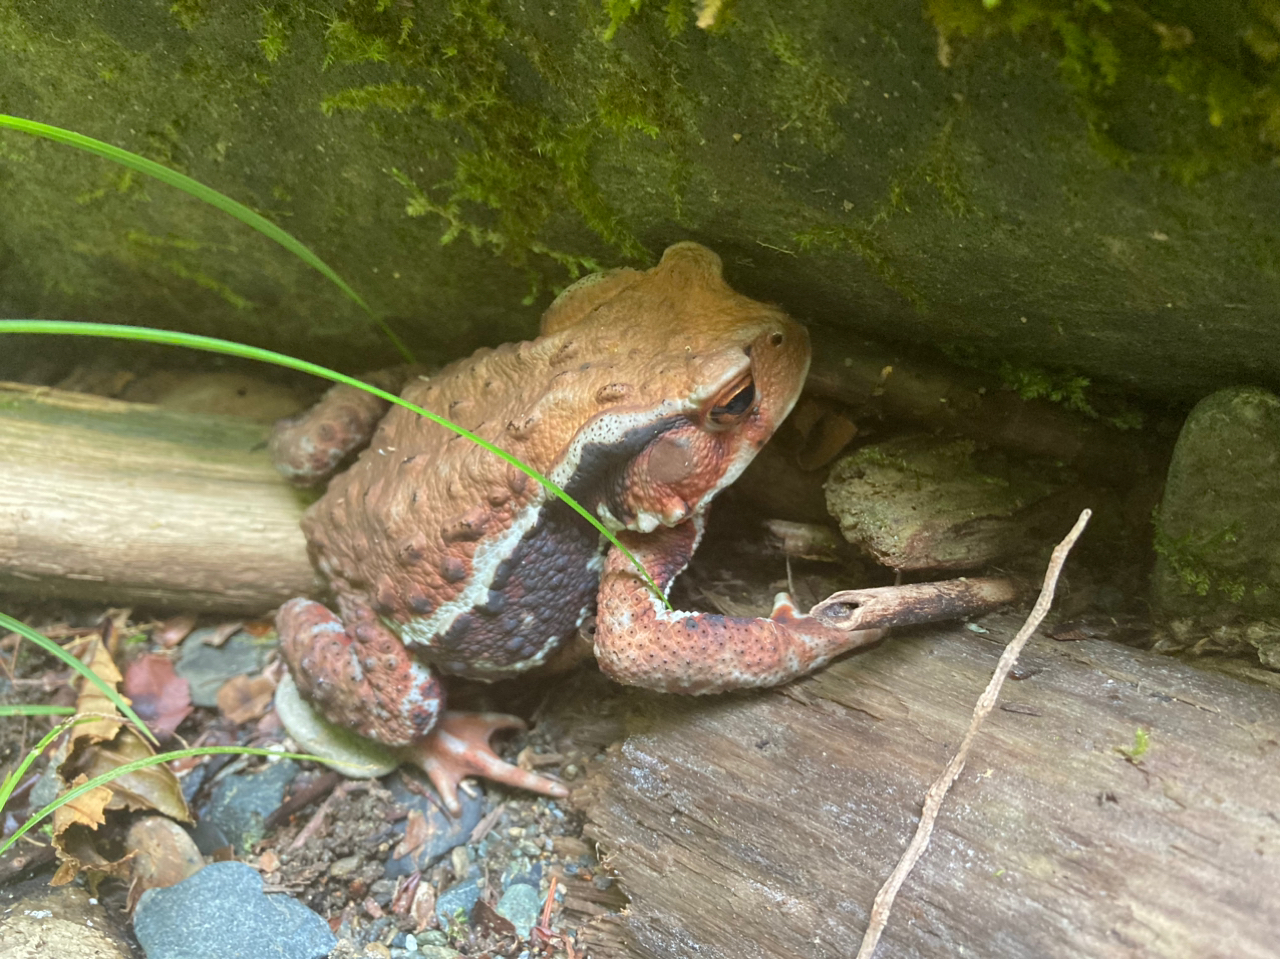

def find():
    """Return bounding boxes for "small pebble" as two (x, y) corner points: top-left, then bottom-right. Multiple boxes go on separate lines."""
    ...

(418, 945), (463, 959)
(495, 883), (542, 938)
(434, 879), (481, 930)
(329, 855), (360, 878)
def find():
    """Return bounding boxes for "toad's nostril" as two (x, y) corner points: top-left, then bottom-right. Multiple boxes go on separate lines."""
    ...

(770, 332), (784, 346)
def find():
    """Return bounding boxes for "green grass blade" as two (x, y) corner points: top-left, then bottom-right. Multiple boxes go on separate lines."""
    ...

(0, 320), (670, 609)
(0, 704), (76, 717)
(0, 114), (413, 363)
(0, 613), (158, 745)
(0, 746), (325, 857)
(0, 715), (98, 816)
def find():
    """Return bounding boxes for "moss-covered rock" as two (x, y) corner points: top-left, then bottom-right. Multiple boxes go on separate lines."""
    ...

(824, 434), (1072, 571)
(1153, 386), (1280, 620)
(1, 0), (1278, 403)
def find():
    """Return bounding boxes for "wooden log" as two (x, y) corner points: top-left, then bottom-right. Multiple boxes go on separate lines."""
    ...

(0, 382), (320, 613)
(577, 613), (1280, 959)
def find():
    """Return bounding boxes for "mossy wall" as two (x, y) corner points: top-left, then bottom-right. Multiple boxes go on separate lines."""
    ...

(1, 0), (1277, 400)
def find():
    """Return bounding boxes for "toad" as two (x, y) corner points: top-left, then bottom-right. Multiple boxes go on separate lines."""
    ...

(271, 243), (922, 811)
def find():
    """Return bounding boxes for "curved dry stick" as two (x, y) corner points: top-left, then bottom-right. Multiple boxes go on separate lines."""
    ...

(854, 508), (1092, 959)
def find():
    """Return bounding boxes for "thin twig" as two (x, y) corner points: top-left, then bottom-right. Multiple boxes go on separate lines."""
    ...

(854, 508), (1092, 959)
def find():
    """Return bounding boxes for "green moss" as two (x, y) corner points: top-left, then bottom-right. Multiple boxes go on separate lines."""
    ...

(603, 0), (646, 41)
(926, 0), (1280, 173)
(1153, 518), (1255, 603)
(1000, 362), (1097, 416)
(602, 0), (695, 40)
(1116, 727), (1150, 761)
(312, 0), (663, 295)
(168, 0), (211, 32)
(795, 223), (926, 310)
(792, 121), (970, 310)
(118, 230), (253, 311)
(760, 21), (851, 153)
(258, 9), (291, 63)
(75, 169), (139, 207)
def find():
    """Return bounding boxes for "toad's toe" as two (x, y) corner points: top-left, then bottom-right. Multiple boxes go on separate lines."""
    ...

(412, 711), (569, 815)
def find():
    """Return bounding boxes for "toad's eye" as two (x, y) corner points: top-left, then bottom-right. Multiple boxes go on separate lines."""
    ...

(710, 377), (756, 425)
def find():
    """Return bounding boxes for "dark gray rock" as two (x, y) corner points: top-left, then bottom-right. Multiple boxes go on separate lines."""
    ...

(201, 760), (298, 854)
(495, 882), (542, 938)
(383, 772), (485, 877)
(434, 879), (482, 931)
(134, 861), (335, 959)
(175, 629), (277, 707)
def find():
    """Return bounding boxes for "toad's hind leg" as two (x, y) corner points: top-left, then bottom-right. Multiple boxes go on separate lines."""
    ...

(276, 599), (568, 814)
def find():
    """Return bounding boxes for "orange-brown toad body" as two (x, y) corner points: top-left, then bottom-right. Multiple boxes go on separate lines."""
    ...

(272, 243), (883, 810)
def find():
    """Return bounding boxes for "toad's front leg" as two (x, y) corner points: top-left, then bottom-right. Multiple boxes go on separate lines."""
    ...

(277, 598), (568, 813)
(593, 519), (1011, 695)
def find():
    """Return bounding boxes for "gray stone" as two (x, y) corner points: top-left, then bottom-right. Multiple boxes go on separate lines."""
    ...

(134, 861), (335, 959)
(201, 760), (298, 854)
(1153, 387), (1280, 620)
(175, 629), (277, 707)
(418, 948), (463, 959)
(495, 883), (542, 938)
(434, 879), (481, 931)
(825, 435), (1068, 571)
(273, 673), (400, 778)
(383, 772), (484, 877)
(500, 856), (543, 891)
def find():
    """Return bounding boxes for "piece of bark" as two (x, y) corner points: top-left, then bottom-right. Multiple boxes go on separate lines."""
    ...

(576, 613), (1280, 959)
(0, 382), (320, 613)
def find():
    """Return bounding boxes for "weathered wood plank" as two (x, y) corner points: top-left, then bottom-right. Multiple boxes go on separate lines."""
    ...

(579, 614), (1280, 959)
(0, 382), (320, 612)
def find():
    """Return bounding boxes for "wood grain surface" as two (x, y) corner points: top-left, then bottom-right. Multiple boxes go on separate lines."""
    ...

(0, 382), (319, 612)
(578, 614), (1280, 959)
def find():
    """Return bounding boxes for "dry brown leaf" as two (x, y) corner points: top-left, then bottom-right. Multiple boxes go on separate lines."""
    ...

(76, 728), (191, 822)
(257, 848), (280, 874)
(390, 874), (419, 916)
(410, 880), (437, 932)
(153, 614), (198, 649)
(393, 808), (429, 861)
(51, 630), (192, 890)
(795, 410), (858, 471)
(51, 776), (111, 834)
(69, 637), (126, 746)
(472, 898), (516, 938)
(51, 822), (137, 887)
(101, 608), (133, 657)
(50, 776), (120, 888)
(124, 654), (192, 739)
(203, 621), (244, 648)
(216, 673), (277, 725)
